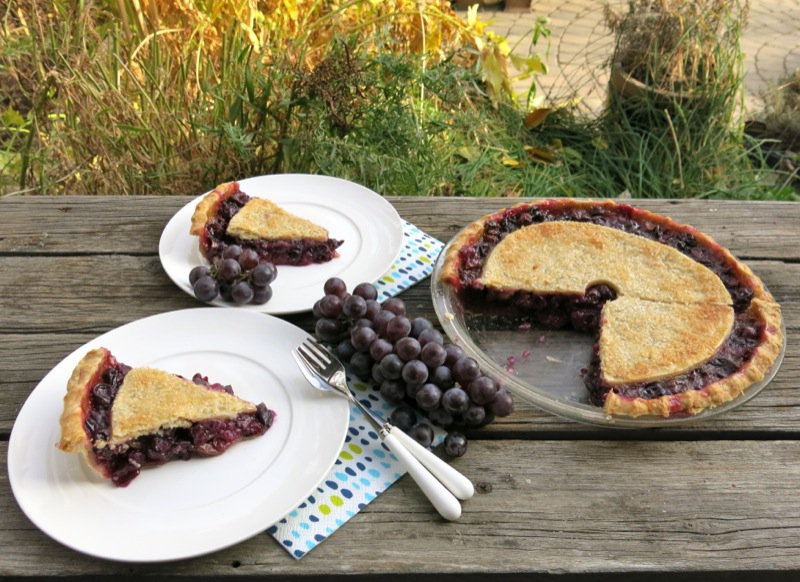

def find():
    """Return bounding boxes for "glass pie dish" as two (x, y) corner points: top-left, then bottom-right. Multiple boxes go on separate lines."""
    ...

(430, 227), (786, 429)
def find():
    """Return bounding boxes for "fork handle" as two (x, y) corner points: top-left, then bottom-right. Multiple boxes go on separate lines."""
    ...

(383, 431), (462, 521)
(388, 426), (475, 501)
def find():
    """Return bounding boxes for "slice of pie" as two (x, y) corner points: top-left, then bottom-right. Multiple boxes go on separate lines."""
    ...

(190, 181), (343, 266)
(441, 199), (783, 418)
(58, 348), (276, 486)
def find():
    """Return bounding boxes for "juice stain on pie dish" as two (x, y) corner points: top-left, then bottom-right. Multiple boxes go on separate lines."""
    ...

(441, 199), (784, 418)
(57, 348), (275, 486)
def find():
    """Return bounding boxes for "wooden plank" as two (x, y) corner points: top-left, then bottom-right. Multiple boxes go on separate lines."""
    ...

(3, 439), (800, 577)
(1, 197), (799, 261)
(0, 261), (797, 434)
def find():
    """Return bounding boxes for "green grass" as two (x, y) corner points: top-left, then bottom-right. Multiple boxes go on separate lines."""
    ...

(0, 1), (796, 200)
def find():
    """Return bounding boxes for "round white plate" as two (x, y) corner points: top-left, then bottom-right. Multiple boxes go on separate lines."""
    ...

(159, 174), (404, 314)
(8, 308), (349, 562)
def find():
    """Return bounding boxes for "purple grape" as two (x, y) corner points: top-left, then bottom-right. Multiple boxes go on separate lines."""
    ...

(395, 337), (421, 362)
(444, 432), (468, 457)
(487, 389), (514, 417)
(380, 379), (406, 403)
(385, 316), (412, 342)
(238, 248), (259, 270)
(401, 359), (428, 385)
(192, 275), (219, 302)
(312, 299), (324, 318)
(349, 351), (372, 380)
(453, 356), (481, 385)
(408, 422), (434, 448)
(468, 375), (498, 405)
(369, 338), (394, 361)
(405, 382), (422, 399)
(350, 326), (377, 352)
(343, 294), (368, 319)
(230, 281), (254, 305)
(379, 353), (404, 380)
(251, 284), (273, 304)
(410, 317), (434, 338)
(415, 383), (442, 411)
(353, 318), (373, 329)
(420, 342), (447, 368)
(371, 363), (386, 384)
(353, 282), (378, 301)
(365, 299), (382, 320)
(323, 277), (347, 298)
(444, 344), (466, 366)
(463, 404), (487, 426)
(222, 244), (243, 260)
(336, 339), (356, 362)
(441, 387), (470, 414)
(315, 318), (341, 342)
(382, 297), (406, 316)
(430, 365), (454, 389)
(251, 263), (277, 286)
(417, 328), (444, 347)
(373, 310), (396, 336)
(428, 407), (454, 428)
(218, 258), (242, 283)
(189, 265), (211, 286)
(319, 294), (343, 318)
(389, 404), (417, 432)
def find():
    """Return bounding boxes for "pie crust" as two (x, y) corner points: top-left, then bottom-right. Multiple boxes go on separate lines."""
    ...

(441, 199), (784, 418)
(190, 181), (343, 265)
(58, 347), (274, 484)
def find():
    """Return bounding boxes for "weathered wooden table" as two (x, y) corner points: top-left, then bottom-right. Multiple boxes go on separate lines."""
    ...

(1, 196), (798, 580)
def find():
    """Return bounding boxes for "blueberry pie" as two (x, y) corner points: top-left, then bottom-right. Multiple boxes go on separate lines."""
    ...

(190, 181), (343, 266)
(441, 199), (783, 418)
(58, 348), (275, 486)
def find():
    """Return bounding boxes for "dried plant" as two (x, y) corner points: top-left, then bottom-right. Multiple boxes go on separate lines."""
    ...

(605, 0), (749, 94)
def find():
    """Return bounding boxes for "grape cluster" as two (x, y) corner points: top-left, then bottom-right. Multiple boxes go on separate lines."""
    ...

(189, 245), (277, 306)
(313, 277), (514, 458)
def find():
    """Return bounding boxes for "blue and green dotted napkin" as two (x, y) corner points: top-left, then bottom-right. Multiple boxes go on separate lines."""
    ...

(266, 221), (445, 559)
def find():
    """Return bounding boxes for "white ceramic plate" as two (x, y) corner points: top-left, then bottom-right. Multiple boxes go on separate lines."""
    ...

(8, 308), (349, 562)
(159, 174), (404, 314)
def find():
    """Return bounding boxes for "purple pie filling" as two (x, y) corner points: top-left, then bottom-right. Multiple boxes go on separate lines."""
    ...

(452, 201), (764, 407)
(200, 190), (343, 266)
(85, 360), (275, 487)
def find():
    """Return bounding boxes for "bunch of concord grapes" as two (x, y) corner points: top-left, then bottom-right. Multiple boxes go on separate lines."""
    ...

(312, 277), (513, 458)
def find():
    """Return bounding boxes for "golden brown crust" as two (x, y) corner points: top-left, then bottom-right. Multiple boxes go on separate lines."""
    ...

(599, 297), (734, 385)
(109, 368), (257, 445)
(58, 348), (108, 454)
(227, 197), (329, 241)
(58, 348), (263, 459)
(603, 298), (783, 417)
(481, 221), (731, 305)
(439, 199), (784, 417)
(440, 220), (485, 286)
(189, 182), (240, 236)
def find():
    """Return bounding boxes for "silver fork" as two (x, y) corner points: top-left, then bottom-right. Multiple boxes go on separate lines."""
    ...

(293, 338), (474, 521)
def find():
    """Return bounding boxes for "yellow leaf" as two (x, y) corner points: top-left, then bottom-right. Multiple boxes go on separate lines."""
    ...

(502, 157), (522, 167)
(510, 53), (547, 75)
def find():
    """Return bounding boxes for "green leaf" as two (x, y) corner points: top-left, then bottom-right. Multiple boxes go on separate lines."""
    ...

(1, 108), (25, 128)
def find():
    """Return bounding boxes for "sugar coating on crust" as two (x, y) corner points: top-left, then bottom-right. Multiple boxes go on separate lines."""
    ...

(109, 368), (257, 445)
(481, 221), (731, 305)
(227, 197), (329, 241)
(599, 297), (734, 385)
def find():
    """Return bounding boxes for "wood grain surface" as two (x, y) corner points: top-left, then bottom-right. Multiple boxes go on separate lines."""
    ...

(1, 196), (798, 579)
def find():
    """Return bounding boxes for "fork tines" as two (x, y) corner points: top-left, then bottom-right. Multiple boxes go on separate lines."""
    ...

(298, 338), (332, 368)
